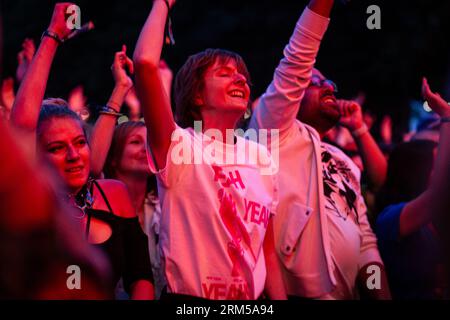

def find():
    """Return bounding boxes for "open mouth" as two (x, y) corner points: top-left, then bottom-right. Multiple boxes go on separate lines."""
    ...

(228, 90), (246, 99)
(65, 166), (84, 174)
(320, 92), (337, 105)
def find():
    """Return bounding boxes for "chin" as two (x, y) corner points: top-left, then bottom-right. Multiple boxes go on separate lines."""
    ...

(67, 180), (87, 194)
(64, 175), (89, 193)
(320, 105), (340, 123)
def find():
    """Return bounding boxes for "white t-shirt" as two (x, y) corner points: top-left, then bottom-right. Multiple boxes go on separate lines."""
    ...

(319, 143), (373, 299)
(147, 127), (278, 300)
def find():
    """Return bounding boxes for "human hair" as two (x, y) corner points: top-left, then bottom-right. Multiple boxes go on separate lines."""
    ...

(104, 121), (146, 178)
(174, 48), (251, 128)
(37, 98), (86, 139)
(103, 121), (158, 194)
(376, 140), (438, 212)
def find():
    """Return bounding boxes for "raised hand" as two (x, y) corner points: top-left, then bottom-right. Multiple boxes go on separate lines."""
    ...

(338, 99), (365, 131)
(48, 3), (77, 41)
(380, 115), (392, 145)
(422, 77), (450, 118)
(68, 85), (90, 120)
(0, 78), (16, 116)
(16, 38), (36, 83)
(124, 88), (142, 121)
(112, 45), (134, 91)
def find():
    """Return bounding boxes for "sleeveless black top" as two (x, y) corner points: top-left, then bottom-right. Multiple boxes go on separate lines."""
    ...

(86, 181), (153, 294)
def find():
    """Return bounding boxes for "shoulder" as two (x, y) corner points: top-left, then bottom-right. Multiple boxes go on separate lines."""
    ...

(322, 142), (348, 158)
(375, 203), (407, 242)
(95, 179), (129, 196)
(95, 179), (136, 219)
(377, 203), (407, 225)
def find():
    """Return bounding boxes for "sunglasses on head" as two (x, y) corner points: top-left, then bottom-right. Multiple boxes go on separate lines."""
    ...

(309, 75), (338, 93)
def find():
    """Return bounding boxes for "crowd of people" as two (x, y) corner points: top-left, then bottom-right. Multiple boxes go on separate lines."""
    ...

(1, 0), (449, 300)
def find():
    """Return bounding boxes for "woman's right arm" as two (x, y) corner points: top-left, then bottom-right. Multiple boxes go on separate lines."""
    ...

(399, 78), (450, 237)
(10, 3), (73, 132)
(90, 47), (133, 177)
(133, 0), (177, 171)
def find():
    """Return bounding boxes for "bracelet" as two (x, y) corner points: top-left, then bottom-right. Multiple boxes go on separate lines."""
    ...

(99, 105), (124, 118)
(352, 124), (369, 138)
(99, 111), (124, 118)
(106, 101), (121, 112)
(41, 30), (64, 44)
(441, 116), (450, 123)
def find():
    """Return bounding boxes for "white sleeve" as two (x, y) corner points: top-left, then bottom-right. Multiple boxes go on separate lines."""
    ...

(250, 7), (330, 139)
(146, 127), (191, 188)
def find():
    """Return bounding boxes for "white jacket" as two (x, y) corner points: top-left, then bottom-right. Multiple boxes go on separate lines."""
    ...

(250, 6), (382, 298)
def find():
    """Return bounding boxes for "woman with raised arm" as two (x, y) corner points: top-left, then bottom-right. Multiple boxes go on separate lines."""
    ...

(376, 78), (450, 299)
(89, 47), (166, 299)
(10, 3), (154, 300)
(133, 0), (284, 300)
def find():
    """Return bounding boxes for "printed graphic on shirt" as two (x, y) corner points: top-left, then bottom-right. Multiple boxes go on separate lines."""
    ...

(321, 146), (360, 224)
(199, 165), (271, 299)
(202, 276), (252, 300)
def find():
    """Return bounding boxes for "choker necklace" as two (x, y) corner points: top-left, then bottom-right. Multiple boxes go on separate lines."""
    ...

(67, 178), (95, 219)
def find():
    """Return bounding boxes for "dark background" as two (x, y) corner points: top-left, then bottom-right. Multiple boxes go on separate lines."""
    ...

(1, 0), (450, 140)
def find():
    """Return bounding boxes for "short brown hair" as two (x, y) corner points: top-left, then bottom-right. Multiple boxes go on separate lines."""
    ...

(174, 49), (251, 128)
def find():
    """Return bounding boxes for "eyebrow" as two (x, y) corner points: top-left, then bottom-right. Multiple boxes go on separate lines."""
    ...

(213, 65), (235, 72)
(46, 135), (85, 147)
(128, 134), (143, 140)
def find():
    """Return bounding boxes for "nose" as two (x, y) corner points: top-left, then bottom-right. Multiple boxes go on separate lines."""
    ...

(66, 145), (81, 162)
(233, 73), (247, 86)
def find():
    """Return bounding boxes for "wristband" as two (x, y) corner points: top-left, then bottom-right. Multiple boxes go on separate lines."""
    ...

(41, 30), (64, 44)
(352, 124), (369, 138)
(99, 105), (124, 118)
(106, 101), (121, 112)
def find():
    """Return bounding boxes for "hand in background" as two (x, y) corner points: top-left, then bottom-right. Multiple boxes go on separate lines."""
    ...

(0, 78), (16, 119)
(124, 87), (142, 121)
(112, 45), (134, 91)
(68, 85), (90, 121)
(422, 77), (450, 118)
(380, 115), (392, 145)
(16, 38), (36, 83)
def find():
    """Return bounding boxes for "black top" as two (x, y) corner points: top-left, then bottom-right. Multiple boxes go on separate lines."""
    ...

(86, 181), (153, 294)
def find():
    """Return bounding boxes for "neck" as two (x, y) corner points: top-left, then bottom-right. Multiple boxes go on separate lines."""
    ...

(298, 118), (332, 141)
(115, 172), (148, 214)
(199, 110), (242, 143)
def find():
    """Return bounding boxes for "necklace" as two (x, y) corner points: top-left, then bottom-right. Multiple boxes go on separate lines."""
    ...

(67, 179), (95, 219)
